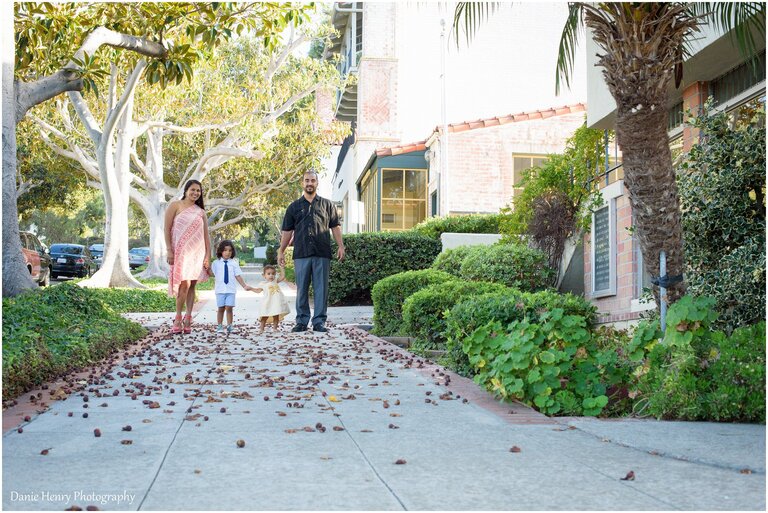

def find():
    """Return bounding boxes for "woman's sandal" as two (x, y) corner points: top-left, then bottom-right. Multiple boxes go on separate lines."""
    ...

(183, 313), (193, 334)
(171, 314), (183, 334)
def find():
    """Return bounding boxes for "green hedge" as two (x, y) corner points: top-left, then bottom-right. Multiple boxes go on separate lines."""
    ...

(459, 243), (554, 290)
(431, 245), (476, 277)
(678, 104), (766, 334)
(2, 283), (147, 400)
(411, 213), (503, 240)
(402, 280), (507, 350)
(328, 232), (442, 305)
(445, 289), (597, 376)
(371, 269), (455, 336)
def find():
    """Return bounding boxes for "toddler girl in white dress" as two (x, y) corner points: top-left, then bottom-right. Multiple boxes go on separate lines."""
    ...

(256, 264), (291, 333)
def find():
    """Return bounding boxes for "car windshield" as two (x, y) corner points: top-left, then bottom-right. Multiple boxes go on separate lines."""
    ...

(51, 245), (82, 254)
(130, 248), (150, 255)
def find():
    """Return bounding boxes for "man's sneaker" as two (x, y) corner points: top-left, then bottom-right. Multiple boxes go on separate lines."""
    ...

(226, 324), (234, 335)
(215, 324), (224, 335)
(291, 324), (308, 332)
(313, 324), (328, 333)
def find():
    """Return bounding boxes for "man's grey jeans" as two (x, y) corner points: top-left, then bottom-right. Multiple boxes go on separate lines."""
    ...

(293, 256), (330, 327)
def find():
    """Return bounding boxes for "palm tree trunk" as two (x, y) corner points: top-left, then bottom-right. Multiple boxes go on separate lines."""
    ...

(615, 105), (686, 303)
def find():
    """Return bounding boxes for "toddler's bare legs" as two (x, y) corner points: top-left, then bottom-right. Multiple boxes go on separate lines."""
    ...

(259, 317), (268, 334)
(272, 316), (280, 330)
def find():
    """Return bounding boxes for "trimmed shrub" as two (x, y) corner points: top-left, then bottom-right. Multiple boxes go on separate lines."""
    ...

(2, 283), (147, 400)
(444, 289), (596, 376)
(411, 213), (503, 240)
(628, 295), (766, 422)
(402, 280), (507, 350)
(431, 245), (477, 277)
(459, 243), (554, 291)
(371, 269), (455, 336)
(328, 232), (442, 305)
(677, 102), (766, 334)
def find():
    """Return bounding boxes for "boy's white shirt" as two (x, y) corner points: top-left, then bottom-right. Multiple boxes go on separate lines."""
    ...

(211, 258), (243, 294)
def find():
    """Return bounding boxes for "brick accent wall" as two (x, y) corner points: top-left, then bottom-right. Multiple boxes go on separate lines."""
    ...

(681, 81), (709, 151)
(433, 111), (586, 215)
(583, 182), (646, 325)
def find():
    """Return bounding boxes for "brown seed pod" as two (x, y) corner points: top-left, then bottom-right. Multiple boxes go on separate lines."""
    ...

(395, 459), (407, 465)
(509, 446), (521, 453)
(40, 449), (50, 455)
(236, 439), (246, 448)
(122, 425), (132, 432)
(93, 429), (101, 437)
(120, 440), (133, 445)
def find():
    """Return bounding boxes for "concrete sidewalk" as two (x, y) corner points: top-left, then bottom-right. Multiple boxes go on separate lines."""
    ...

(2, 289), (765, 510)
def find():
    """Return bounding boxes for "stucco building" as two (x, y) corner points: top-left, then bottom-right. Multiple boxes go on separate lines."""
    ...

(321, 2), (587, 233)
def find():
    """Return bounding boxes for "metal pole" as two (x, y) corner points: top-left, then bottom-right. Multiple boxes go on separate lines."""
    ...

(604, 129), (610, 186)
(440, 17), (448, 215)
(660, 250), (667, 333)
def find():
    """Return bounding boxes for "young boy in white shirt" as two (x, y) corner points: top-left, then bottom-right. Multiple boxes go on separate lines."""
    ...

(209, 240), (259, 335)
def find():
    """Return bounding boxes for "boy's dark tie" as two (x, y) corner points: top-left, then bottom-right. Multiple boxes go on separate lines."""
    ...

(224, 260), (229, 284)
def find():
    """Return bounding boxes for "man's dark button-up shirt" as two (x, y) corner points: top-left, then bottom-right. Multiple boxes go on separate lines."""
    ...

(281, 195), (340, 259)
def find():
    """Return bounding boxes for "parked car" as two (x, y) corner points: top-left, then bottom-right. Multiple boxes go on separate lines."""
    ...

(89, 243), (104, 268)
(20, 231), (52, 287)
(128, 247), (150, 269)
(50, 244), (97, 279)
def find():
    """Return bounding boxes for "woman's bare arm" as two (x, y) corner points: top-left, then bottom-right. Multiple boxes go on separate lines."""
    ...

(164, 202), (178, 264)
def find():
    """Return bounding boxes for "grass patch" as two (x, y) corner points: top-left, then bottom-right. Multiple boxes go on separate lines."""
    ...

(2, 282), (148, 401)
(89, 288), (175, 312)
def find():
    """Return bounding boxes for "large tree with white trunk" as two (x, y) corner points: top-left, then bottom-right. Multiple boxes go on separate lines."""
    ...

(30, 32), (345, 280)
(5, 2), (314, 295)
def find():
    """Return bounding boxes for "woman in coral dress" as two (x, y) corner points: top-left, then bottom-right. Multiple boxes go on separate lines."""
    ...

(165, 180), (210, 334)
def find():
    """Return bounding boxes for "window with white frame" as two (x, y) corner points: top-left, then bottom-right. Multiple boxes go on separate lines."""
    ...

(591, 198), (617, 297)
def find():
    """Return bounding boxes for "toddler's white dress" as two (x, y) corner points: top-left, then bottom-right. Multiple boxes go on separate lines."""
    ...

(257, 280), (290, 319)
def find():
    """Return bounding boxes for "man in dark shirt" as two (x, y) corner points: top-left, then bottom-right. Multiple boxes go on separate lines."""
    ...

(278, 171), (345, 332)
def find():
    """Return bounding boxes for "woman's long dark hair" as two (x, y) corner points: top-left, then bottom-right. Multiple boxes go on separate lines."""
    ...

(181, 179), (205, 209)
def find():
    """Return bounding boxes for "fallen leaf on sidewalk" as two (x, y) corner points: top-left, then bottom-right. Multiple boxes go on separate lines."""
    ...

(509, 446), (521, 453)
(740, 468), (753, 474)
(328, 395), (340, 402)
(620, 471), (635, 481)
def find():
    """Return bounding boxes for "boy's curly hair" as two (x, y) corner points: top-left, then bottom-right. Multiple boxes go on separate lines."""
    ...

(216, 240), (236, 259)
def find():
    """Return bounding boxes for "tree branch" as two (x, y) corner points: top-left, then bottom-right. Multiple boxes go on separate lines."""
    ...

(15, 26), (167, 125)
(68, 91), (102, 143)
(103, 60), (147, 143)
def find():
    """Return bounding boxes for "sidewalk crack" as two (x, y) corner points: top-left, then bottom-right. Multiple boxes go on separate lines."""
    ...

(137, 390), (202, 510)
(327, 398), (408, 511)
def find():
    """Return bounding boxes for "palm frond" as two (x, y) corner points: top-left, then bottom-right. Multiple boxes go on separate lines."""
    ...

(555, 2), (584, 95)
(690, 2), (766, 73)
(452, 2), (500, 49)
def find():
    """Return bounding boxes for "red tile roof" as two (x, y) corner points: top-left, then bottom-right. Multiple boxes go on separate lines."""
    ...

(370, 103), (586, 158)
(437, 103), (586, 134)
(375, 140), (427, 157)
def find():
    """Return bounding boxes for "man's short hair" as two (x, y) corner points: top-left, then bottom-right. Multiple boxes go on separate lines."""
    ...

(303, 170), (319, 179)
